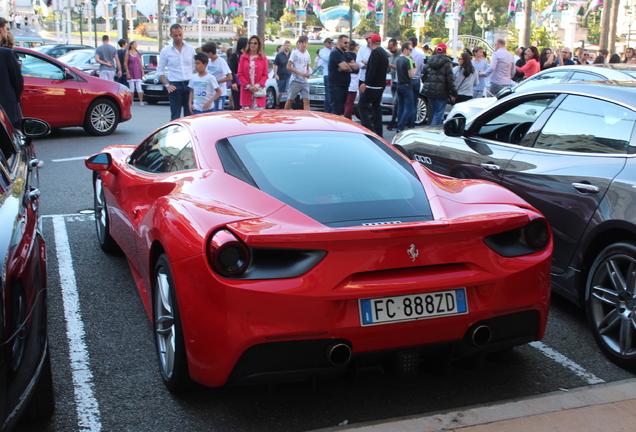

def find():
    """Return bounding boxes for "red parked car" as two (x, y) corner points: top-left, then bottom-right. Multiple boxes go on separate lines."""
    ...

(16, 47), (132, 136)
(0, 107), (54, 428)
(85, 111), (552, 391)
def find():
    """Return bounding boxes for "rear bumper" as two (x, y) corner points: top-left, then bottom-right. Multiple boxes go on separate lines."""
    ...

(170, 251), (551, 388)
(227, 310), (540, 386)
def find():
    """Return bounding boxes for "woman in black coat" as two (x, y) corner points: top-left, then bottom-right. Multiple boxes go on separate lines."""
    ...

(0, 46), (24, 129)
(228, 37), (248, 110)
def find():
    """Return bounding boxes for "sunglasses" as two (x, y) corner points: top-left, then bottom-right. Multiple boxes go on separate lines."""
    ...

(343, 41), (350, 44)
(249, 41), (259, 45)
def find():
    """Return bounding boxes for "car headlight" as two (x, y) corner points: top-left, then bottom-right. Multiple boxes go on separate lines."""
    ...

(484, 217), (550, 257)
(119, 84), (130, 93)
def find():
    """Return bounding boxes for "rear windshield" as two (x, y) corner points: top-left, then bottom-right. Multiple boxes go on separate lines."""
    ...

(217, 131), (433, 227)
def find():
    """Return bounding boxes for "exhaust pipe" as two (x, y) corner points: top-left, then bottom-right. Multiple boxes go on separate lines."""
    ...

(469, 325), (492, 347)
(326, 343), (352, 366)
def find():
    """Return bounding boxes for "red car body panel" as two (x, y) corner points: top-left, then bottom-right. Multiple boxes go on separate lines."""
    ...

(17, 48), (132, 129)
(87, 111), (552, 388)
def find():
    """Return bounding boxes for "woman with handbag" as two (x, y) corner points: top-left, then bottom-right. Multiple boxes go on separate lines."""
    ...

(453, 52), (478, 104)
(237, 35), (269, 110)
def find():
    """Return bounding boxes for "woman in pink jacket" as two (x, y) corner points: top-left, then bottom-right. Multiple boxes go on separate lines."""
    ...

(237, 35), (269, 109)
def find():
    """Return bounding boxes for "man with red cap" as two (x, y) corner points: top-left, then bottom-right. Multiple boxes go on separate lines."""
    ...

(421, 42), (457, 126)
(358, 34), (389, 137)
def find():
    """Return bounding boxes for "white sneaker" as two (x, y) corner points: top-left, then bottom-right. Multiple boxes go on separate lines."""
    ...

(140, 102), (145, 106)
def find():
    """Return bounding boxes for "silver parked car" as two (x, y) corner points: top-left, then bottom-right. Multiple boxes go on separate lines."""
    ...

(447, 64), (636, 121)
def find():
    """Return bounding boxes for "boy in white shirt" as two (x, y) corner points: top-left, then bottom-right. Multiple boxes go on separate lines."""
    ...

(284, 35), (312, 110)
(189, 52), (222, 115)
(201, 41), (233, 111)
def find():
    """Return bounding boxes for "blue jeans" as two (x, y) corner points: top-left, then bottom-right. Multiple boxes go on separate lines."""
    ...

(323, 75), (331, 113)
(397, 85), (414, 132)
(212, 95), (226, 112)
(168, 81), (191, 120)
(429, 97), (447, 126)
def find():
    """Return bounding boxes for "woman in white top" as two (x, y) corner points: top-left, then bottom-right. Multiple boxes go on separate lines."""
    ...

(453, 52), (479, 104)
(471, 47), (489, 98)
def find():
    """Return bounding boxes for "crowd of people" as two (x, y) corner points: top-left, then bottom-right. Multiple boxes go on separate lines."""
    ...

(6, 13), (636, 138)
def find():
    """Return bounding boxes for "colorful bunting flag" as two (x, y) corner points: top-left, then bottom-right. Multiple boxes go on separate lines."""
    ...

(584, 0), (603, 18)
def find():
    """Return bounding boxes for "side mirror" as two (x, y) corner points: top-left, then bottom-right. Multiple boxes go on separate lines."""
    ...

(22, 118), (51, 137)
(85, 153), (113, 171)
(443, 116), (466, 137)
(497, 87), (513, 100)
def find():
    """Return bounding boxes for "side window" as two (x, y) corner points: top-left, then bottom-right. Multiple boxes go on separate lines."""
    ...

(18, 52), (66, 80)
(0, 124), (17, 172)
(569, 72), (606, 82)
(143, 54), (158, 68)
(129, 126), (196, 173)
(473, 97), (553, 144)
(515, 70), (569, 92)
(535, 95), (636, 154)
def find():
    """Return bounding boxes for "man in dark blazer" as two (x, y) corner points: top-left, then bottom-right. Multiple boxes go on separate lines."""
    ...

(0, 46), (24, 129)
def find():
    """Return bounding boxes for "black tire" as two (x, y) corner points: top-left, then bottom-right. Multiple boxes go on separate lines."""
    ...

(83, 99), (120, 136)
(93, 173), (120, 254)
(153, 254), (193, 392)
(25, 347), (55, 420)
(415, 95), (428, 125)
(266, 87), (276, 109)
(585, 242), (636, 369)
(145, 98), (159, 105)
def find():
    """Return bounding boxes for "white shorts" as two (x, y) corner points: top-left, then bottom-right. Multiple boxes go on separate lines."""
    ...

(128, 79), (143, 93)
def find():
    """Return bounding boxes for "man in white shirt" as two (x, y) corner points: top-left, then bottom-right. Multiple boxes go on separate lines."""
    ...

(158, 24), (197, 120)
(318, 38), (333, 112)
(201, 41), (232, 112)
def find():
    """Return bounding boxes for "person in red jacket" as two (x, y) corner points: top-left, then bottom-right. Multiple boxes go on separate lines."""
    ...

(237, 35), (269, 109)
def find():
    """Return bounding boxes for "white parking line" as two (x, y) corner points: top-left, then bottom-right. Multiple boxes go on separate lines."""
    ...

(52, 215), (102, 432)
(52, 156), (89, 162)
(530, 341), (605, 385)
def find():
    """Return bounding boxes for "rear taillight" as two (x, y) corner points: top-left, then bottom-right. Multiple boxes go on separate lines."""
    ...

(483, 216), (551, 257)
(524, 218), (549, 249)
(386, 78), (392, 87)
(207, 229), (250, 277)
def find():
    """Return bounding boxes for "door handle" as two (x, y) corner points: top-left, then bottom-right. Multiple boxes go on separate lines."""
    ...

(572, 183), (600, 193)
(480, 163), (501, 172)
(28, 188), (41, 201)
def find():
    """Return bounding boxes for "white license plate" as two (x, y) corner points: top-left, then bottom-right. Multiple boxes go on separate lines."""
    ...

(359, 289), (468, 326)
(310, 94), (324, 101)
(147, 85), (164, 91)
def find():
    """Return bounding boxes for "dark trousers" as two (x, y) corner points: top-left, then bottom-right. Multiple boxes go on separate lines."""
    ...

(358, 87), (384, 137)
(323, 75), (331, 113)
(168, 81), (191, 120)
(231, 87), (241, 110)
(329, 85), (349, 116)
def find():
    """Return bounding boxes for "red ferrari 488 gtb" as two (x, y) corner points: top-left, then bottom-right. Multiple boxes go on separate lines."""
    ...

(86, 110), (552, 391)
